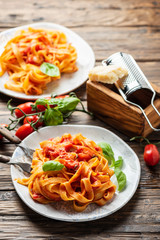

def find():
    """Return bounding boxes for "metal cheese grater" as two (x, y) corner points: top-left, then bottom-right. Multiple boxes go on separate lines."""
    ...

(102, 52), (160, 131)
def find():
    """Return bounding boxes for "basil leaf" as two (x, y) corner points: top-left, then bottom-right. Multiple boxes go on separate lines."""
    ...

(44, 108), (63, 126)
(42, 161), (64, 171)
(48, 97), (80, 113)
(98, 142), (115, 167)
(58, 97), (80, 113)
(48, 98), (61, 105)
(114, 168), (126, 191)
(35, 98), (49, 107)
(40, 62), (60, 77)
(114, 156), (123, 169)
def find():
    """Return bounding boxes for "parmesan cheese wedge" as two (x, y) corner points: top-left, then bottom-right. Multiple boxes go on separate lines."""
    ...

(89, 65), (128, 84)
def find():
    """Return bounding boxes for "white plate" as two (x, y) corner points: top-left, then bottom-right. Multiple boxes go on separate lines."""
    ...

(0, 22), (95, 100)
(11, 125), (140, 222)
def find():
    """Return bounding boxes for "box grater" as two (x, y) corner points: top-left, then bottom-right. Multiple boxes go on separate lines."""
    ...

(102, 52), (160, 131)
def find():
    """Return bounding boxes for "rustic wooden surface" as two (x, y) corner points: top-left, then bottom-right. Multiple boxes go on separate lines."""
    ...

(0, 0), (160, 239)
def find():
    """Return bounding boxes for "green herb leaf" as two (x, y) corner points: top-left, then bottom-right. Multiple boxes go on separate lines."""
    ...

(56, 97), (80, 113)
(35, 98), (49, 108)
(42, 161), (64, 171)
(40, 62), (60, 77)
(44, 108), (63, 126)
(114, 168), (126, 191)
(98, 142), (115, 167)
(114, 156), (123, 169)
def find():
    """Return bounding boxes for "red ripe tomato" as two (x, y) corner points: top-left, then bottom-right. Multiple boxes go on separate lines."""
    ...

(23, 115), (43, 128)
(26, 56), (36, 64)
(35, 45), (44, 51)
(15, 124), (34, 140)
(55, 95), (69, 99)
(0, 124), (8, 140)
(64, 160), (79, 170)
(144, 144), (160, 166)
(15, 102), (35, 118)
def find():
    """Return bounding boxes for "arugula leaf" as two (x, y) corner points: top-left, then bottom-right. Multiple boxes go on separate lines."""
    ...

(42, 161), (64, 171)
(44, 108), (63, 126)
(114, 168), (126, 191)
(114, 156), (123, 169)
(98, 142), (115, 167)
(40, 62), (60, 77)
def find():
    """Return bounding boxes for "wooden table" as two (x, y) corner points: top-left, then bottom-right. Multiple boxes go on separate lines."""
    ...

(0, 0), (160, 239)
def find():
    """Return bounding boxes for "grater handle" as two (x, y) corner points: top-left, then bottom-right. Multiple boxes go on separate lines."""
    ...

(125, 91), (160, 132)
(151, 92), (160, 118)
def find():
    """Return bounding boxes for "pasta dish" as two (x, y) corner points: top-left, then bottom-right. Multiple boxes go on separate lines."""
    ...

(0, 27), (78, 95)
(17, 133), (116, 212)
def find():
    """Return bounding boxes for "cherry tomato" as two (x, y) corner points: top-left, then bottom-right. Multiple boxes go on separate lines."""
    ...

(26, 56), (36, 64)
(35, 45), (44, 51)
(55, 95), (69, 99)
(64, 160), (79, 170)
(15, 124), (34, 140)
(23, 115), (43, 128)
(15, 102), (35, 118)
(144, 144), (160, 166)
(0, 124), (8, 140)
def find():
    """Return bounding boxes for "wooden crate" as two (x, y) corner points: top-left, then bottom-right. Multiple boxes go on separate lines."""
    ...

(87, 80), (160, 137)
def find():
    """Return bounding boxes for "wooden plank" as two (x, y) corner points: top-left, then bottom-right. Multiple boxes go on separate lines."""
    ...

(72, 27), (160, 61)
(0, 0), (160, 28)
(0, 189), (160, 239)
(0, 25), (160, 61)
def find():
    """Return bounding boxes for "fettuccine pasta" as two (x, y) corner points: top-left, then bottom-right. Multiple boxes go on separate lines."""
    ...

(0, 27), (78, 95)
(17, 133), (116, 212)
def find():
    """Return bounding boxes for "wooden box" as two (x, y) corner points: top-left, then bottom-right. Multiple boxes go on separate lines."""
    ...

(87, 80), (160, 137)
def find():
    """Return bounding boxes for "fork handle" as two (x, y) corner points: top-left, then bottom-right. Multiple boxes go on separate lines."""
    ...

(0, 125), (21, 144)
(0, 154), (11, 163)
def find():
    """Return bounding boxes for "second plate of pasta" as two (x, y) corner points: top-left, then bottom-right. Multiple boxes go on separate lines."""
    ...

(11, 125), (140, 222)
(0, 22), (95, 100)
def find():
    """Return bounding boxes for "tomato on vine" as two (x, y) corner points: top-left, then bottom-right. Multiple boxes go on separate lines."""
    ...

(15, 124), (34, 140)
(23, 115), (43, 128)
(15, 102), (35, 118)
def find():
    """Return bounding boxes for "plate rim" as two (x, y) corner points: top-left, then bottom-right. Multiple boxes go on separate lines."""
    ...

(0, 22), (95, 100)
(11, 125), (141, 222)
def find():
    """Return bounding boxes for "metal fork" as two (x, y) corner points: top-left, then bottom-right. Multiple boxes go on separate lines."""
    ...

(0, 145), (34, 173)
(0, 125), (34, 173)
(0, 153), (32, 173)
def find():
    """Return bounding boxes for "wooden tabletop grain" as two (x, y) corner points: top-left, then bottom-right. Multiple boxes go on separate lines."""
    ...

(0, 0), (160, 239)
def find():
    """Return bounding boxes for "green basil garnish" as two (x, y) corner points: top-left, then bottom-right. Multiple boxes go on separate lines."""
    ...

(114, 156), (123, 169)
(44, 108), (63, 126)
(42, 161), (64, 172)
(40, 62), (60, 77)
(114, 168), (126, 191)
(52, 97), (80, 113)
(35, 98), (49, 108)
(98, 142), (115, 167)
(98, 142), (126, 192)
